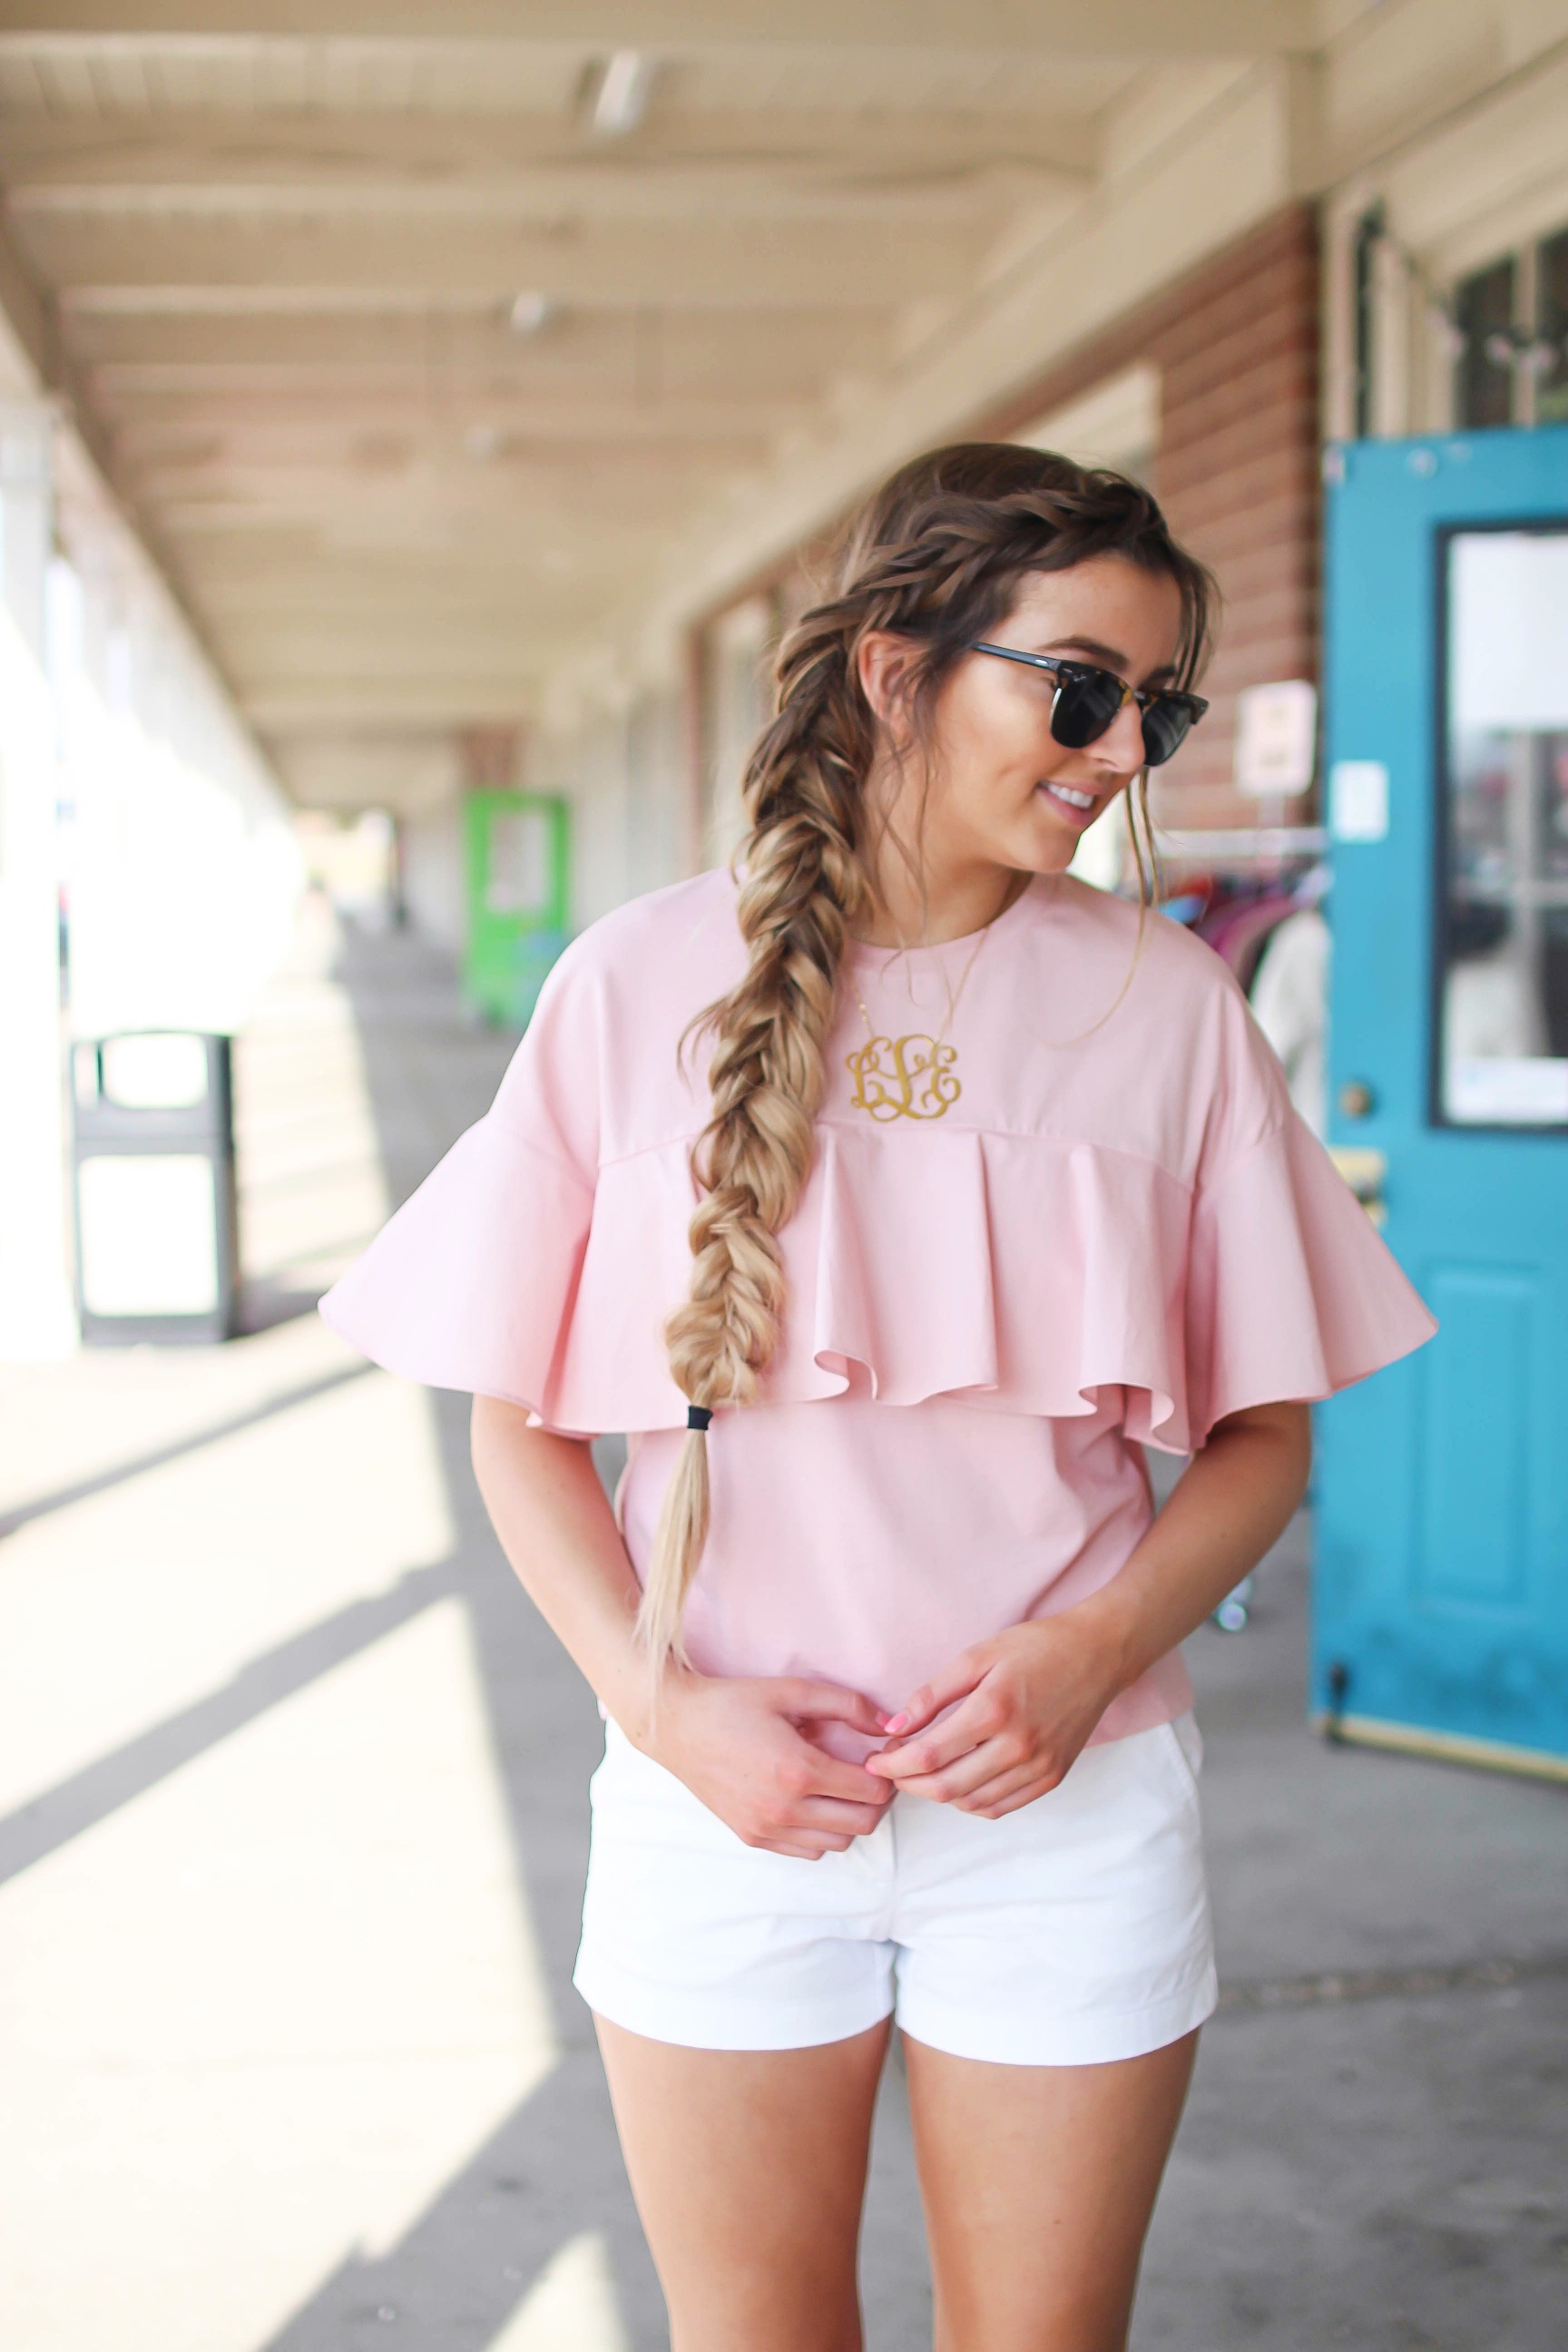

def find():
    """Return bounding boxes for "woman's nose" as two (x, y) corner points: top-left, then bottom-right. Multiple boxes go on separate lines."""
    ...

(1089, 696), (1148, 772)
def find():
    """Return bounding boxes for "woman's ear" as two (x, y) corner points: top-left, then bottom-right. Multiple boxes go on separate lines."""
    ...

(855, 631), (921, 735)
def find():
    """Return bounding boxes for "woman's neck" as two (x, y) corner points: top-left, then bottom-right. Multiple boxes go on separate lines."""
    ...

(852, 854), (1031, 950)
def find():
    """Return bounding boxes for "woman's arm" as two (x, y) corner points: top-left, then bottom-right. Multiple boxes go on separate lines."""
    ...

(469, 1394), (893, 1856)
(866, 1399), (1311, 1817)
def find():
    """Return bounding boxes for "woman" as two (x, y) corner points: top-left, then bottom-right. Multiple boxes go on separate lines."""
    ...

(323, 446), (1435, 2352)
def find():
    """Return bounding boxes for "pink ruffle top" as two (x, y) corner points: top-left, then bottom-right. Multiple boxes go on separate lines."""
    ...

(321, 868), (1436, 1749)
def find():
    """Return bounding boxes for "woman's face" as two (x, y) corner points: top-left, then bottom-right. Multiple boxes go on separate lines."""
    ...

(886, 554), (1187, 885)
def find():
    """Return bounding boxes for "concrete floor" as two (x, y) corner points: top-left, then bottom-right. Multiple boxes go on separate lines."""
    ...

(2, 904), (1564, 2352)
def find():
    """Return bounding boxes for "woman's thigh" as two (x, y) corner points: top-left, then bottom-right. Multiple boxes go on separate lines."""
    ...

(904, 2027), (1198, 2352)
(594, 2013), (891, 2352)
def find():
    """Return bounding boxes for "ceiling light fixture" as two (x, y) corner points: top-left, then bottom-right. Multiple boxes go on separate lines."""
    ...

(592, 51), (655, 137)
(507, 290), (558, 336)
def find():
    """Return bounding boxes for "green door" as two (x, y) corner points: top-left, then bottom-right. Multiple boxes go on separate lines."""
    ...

(463, 791), (570, 1026)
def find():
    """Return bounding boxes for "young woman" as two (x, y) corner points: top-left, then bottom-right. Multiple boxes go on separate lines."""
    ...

(323, 446), (1435, 2352)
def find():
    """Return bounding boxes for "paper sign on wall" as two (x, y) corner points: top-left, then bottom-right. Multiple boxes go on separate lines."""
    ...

(1328, 760), (1389, 842)
(1234, 680), (1318, 797)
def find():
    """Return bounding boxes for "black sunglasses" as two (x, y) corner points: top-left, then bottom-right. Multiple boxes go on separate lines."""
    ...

(968, 642), (1208, 769)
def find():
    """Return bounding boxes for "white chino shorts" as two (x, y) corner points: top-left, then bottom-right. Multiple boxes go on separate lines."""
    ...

(573, 1710), (1216, 2066)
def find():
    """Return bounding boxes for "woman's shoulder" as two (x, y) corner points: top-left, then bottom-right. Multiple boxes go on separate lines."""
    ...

(557, 867), (742, 995)
(1011, 874), (1287, 1180)
(1009, 874), (1257, 1052)
(509, 869), (741, 1158)
(1040, 875), (1247, 1002)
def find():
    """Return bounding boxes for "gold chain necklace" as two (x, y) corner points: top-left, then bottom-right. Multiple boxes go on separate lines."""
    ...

(844, 916), (996, 1122)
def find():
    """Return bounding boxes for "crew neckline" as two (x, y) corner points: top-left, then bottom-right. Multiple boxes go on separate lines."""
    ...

(845, 870), (1053, 962)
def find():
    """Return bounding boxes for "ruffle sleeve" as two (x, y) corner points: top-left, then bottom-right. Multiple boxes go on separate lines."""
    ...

(318, 1122), (610, 1431)
(318, 930), (691, 1436)
(1181, 1110), (1436, 1446)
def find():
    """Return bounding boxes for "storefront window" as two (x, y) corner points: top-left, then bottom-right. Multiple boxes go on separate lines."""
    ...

(1453, 258), (1516, 428)
(1437, 527), (1568, 1128)
(1538, 227), (1568, 426)
(699, 593), (777, 867)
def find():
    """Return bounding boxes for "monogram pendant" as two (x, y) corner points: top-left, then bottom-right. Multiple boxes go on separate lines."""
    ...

(846, 1034), (961, 1122)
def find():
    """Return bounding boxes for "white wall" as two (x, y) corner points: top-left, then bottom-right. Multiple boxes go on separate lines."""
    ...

(530, 678), (690, 932)
(0, 410), (300, 1358)
(400, 804), (466, 954)
(53, 482), (300, 1042)
(0, 402), (75, 1357)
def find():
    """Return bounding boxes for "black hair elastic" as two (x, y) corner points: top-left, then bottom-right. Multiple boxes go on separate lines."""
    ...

(686, 1405), (713, 1433)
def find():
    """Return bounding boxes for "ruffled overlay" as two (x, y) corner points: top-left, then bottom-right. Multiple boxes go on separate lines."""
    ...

(320, 1096), (1436, 1450)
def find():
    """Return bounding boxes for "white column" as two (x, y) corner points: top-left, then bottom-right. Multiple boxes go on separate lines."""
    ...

(0, 400), (76, 1358)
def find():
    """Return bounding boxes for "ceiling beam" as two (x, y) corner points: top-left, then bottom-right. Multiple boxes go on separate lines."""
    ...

(0, 6), (1318, 57)
(144, 483), (729, 538)
(115, 449), (759, 503)
(248, 689), (551, 729)
(194, 589), (651, 622)
(224, 624), (595, 657)
(24, 210), (985, 308)
(61, 306), (894, 387)
(104, 391), (798, 441)
(8, 168), (1044, 232)
(176, 551), (681, 597)
(0, 104), (1099, 190)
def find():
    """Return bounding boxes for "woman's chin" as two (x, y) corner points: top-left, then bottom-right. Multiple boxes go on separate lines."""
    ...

(1014, 808), (1088, 873)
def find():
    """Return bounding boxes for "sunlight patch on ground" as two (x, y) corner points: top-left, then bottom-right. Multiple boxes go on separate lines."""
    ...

(0, 1597), (556, 2352)
(489, 2232), (632, 2352)
(0, 1361), (456, 1816)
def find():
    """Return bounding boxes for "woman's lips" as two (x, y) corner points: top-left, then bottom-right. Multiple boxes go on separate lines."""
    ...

(1039, 779), (1101, 823)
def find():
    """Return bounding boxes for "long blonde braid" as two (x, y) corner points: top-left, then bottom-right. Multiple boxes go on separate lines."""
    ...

(636, 610), (874, 1664)
(635, 444), (1217, 1665)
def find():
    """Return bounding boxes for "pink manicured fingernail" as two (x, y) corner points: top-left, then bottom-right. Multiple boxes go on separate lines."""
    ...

(883, 1712), (909, 1735)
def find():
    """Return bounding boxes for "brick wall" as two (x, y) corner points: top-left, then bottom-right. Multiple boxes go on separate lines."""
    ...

(692, 203), (1321, 843)
(979, 204), (1321, 831)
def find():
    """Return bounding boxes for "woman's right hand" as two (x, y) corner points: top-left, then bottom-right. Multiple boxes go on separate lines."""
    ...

(641, 1672), (896, 1858)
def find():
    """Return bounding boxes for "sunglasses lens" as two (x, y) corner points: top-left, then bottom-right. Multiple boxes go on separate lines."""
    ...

(1050, 671), (1123, 750)
(1141, 699), (1191, 768)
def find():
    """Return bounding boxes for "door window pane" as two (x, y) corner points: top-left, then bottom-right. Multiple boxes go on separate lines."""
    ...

(1538, 227), (1568, 426)
(1453, 259), (1516, 428)
(1439, 529), (1568, 1126)
(485, 807), (552, 916)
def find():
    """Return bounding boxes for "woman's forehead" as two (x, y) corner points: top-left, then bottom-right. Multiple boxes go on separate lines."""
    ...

(1002, 558), (1183, 670)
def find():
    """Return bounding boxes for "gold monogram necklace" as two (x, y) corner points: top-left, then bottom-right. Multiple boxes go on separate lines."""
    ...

(844, 910), (998, 1123)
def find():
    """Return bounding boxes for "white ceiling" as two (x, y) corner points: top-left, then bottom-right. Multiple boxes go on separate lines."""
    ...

(0, 4), (1332, 758)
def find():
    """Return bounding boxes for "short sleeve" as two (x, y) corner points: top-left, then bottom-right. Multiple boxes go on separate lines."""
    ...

(318, 937), (612, 1433)
(1183, 1108), (1437, 1445)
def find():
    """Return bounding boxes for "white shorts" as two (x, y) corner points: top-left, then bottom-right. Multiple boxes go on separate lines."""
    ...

(573, 1711), (1217, 2067)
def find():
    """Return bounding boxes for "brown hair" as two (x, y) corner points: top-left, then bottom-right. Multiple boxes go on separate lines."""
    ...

(637, 442), (1217, 1666)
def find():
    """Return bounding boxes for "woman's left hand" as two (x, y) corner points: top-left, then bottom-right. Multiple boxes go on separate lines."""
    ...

(864, 1617), (1121, 1818)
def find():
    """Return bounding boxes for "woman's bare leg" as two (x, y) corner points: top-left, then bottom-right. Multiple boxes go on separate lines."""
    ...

(594, 2014), (891, 2352)
(905, 2029), (1198, 2352)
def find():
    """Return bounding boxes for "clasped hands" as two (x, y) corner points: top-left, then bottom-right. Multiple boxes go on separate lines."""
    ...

(646, 1616), (1122, 1860)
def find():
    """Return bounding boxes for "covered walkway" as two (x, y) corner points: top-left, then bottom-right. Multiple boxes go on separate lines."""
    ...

(2, 911), (1564, 2351)
(4, 14), (1568, 2341)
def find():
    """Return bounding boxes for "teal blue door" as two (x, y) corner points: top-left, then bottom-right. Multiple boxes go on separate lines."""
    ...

(1317, 425), (1568, 1775)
